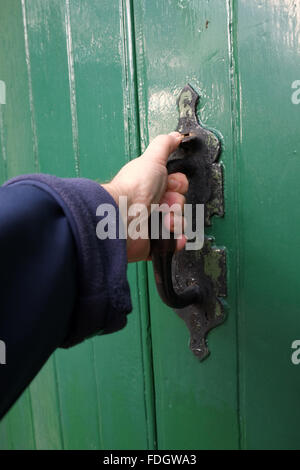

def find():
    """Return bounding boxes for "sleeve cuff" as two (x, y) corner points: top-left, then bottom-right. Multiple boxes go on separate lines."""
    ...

(3, 174), (132, 347)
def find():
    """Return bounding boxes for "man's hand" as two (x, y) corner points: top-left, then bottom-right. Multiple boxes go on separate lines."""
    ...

(102, 132), (189, 262)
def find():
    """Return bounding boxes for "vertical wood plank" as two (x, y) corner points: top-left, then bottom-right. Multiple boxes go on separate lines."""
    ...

(22, 0), (77, 177)
(236, 0), (300, 449)
(0, 0), (37, 450)
(66, 0), (156, 449)
(23, 0), (100, 450)
(133, 0), (240, 449)
(0, 391), (36, 450)
(0, 0), (36, 177)
(27, 359), (63, 450)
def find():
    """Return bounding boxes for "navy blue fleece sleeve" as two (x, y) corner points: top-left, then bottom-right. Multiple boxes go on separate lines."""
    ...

(0, 176), (132, 419)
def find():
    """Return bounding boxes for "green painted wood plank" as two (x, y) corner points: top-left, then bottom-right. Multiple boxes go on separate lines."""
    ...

(0, 391), (36, 450)
(0, 0), (36, 177)
(67, 0), (155, 449)
(29, 359), (63, 450)
(136, 262), (157, 449)
(236, 0), (300, 450)
(54, 344), (101, 450)
(23, 0), (78, 177)
(0, 0), (37, 450)
(133, 0), (240, 449)
(124, 0), (157, 447)
(22, 0), (100, 450)
(20, 0), (82, 450)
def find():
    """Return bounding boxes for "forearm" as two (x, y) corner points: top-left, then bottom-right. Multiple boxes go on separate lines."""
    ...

(0, 177), (132, 419)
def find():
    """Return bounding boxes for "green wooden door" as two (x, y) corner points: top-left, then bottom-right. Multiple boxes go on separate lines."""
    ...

(1, 0), (300, 450)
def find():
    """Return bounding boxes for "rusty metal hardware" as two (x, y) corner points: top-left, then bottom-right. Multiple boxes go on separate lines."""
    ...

(150, 84), (227, 361)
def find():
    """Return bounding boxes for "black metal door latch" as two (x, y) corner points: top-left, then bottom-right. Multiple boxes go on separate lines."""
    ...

(150, 84), (227, 361)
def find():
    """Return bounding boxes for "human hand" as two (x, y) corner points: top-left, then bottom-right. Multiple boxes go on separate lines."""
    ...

(102, 132), (189, 262)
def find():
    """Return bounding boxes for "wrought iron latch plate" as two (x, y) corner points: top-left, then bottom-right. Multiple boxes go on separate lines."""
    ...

(153, 84), (227, 361)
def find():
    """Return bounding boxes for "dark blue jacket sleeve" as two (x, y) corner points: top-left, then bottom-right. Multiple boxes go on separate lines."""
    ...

(0, 175), (132, 419)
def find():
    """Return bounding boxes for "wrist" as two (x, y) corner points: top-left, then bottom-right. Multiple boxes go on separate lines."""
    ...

(101, 182), (120, 206)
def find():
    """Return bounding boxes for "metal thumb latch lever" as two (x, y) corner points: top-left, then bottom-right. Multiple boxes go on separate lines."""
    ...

(150, 84), (227, 361)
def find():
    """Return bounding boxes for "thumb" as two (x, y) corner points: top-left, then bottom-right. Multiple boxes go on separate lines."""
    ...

(142, 132), (183, 165)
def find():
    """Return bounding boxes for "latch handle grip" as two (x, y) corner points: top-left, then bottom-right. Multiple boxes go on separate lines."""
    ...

(150, 156), (204, 309)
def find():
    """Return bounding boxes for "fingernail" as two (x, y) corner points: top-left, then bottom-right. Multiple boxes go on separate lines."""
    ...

(168, 178), (180, 190)
(169, 131), (183, 140)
